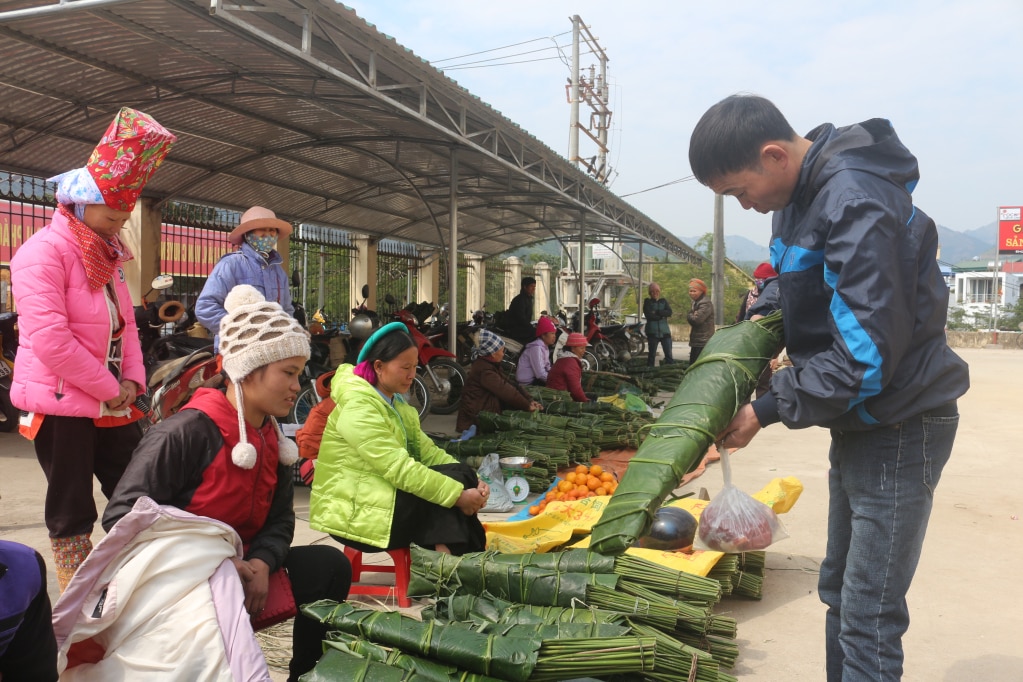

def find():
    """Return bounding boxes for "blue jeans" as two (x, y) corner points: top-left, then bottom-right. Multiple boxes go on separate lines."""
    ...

(819, 404), (958, 681)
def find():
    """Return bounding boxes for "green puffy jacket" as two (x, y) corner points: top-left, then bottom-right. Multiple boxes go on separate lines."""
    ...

(309, 364), (462, 547)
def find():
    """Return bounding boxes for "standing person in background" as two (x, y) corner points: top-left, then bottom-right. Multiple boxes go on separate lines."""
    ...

(545, 332), (592, 403)
(516, 316), (557, 386)
(690, 93), (969, 681)
(686, 278), (715, 364)
(642, 282), (674, 366)
(196, 206), (295, 349)
(505, 276), (537, 345)
(9, 107), (175, 591)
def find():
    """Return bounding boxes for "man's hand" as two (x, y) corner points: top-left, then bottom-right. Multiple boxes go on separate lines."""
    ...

(716, 403), (762, 450)
(231, 557), (271, 615)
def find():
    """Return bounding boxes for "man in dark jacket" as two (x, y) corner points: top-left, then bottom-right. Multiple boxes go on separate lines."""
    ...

(505, 277), (536, 345)
(642, 282), (674, 366)
(689, 94), (969, 682)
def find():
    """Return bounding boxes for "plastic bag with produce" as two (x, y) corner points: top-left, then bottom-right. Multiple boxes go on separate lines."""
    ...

(695, 448), (788, 552)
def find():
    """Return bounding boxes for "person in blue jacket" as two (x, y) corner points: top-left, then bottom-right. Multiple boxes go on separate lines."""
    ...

(196, 206), (295, 349)
(689, 94), (969, 682)
(0, 540), (58, 681)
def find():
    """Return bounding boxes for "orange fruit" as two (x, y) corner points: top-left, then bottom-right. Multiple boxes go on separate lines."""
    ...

(565, 472), (578, 484)
(576, 484), (589, 494)
(595, 486), (607, 496)
(589, 464), (603, 476)
(599, 472), (614, 483)
(558, 480), (573, 493)
(575, 464), (589, 475)
(586, 477), (601, 490)
(545, 491), (558, 501)
(528, 505), (540, 516)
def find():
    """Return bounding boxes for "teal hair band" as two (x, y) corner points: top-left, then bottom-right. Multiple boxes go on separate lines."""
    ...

(357, 321), (410, 364)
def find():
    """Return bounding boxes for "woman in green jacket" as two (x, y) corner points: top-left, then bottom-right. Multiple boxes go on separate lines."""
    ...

(309, 323), (489, 556)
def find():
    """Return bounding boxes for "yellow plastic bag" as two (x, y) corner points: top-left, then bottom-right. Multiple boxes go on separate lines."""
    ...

(485, 476), (803, 576)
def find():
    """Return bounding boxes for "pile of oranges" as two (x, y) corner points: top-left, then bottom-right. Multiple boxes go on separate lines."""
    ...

(527, 464), (619, 516)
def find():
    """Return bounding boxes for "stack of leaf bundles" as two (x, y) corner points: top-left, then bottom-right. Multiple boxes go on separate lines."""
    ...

(589, 313), (785, 556)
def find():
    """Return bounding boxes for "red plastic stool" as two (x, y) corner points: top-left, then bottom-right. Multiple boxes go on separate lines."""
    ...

(343, 546), (412, 608)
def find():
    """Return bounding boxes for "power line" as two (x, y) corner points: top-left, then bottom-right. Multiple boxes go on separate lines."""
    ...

(619, 176), (697, 198)
(440, 43), (570, 69)
(432, 30), (572, 63)
(443, 50), (595, 71)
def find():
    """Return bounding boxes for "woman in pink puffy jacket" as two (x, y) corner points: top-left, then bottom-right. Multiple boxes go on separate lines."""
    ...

(9, 108), (176, 591)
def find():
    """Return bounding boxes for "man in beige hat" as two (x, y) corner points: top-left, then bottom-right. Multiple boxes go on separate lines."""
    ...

(196, 206), (295, 349)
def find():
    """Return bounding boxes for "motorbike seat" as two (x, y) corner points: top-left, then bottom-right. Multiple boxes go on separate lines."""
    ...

(149, 351), (213, 389)
(601, 324), (625, 335)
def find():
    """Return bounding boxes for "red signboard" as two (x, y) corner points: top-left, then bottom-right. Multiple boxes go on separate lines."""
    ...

(999, 206), (1023, 256)
(2, 201), (231, 278)
(0, 201), (52, 266)
(160, 224), (233, 278)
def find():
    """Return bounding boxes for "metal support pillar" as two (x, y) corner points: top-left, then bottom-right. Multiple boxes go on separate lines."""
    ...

(448, 149), (459, 356)
(713, 194), (725, 325)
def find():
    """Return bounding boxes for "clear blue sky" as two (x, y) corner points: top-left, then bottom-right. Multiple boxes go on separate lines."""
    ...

(347, 0), (1022, 245)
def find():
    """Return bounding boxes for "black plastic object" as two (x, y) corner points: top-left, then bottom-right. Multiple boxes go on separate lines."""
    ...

(634, 506), (698, 551)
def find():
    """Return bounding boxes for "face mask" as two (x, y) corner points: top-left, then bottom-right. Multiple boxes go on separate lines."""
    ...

(245, 232), (277, 254)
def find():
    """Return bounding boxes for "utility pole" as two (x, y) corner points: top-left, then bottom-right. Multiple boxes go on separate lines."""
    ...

(567, 15), (611, 184)
(713, 194), (725, 325)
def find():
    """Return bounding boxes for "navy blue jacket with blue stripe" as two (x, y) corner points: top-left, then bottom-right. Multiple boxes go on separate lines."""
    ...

(751, 119), (969, 431)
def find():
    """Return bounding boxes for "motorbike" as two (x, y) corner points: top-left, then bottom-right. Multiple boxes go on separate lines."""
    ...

(0, 311), (19, 431)
(470, 305), (523, 377)
(390, 297), (467, 415)
(285, 308), (431, 424)
(134, 275), (219, 426)
(424, 304), (477, 367)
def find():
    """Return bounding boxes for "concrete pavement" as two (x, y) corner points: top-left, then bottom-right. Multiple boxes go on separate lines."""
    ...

(2, 344), (1020, 679)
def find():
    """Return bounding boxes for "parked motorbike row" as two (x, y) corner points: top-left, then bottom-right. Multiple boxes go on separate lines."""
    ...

(0, 311), (19, 431)
(0, 275), (646, 434)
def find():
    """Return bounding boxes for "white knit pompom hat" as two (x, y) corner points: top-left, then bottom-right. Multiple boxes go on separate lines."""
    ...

(219, 284), (310, 469)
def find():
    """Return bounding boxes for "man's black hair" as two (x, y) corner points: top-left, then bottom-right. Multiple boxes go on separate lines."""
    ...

(521, 277), (536, 288)
(688, 94), (797, 185)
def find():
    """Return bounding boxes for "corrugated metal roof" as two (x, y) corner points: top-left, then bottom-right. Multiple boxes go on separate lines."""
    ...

(0, 0), (701, 261)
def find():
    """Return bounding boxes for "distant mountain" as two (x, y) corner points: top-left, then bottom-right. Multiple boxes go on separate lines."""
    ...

(506, 224), (995, 269)
(680, 235), (769, 264)
(937, 224), (992, 264)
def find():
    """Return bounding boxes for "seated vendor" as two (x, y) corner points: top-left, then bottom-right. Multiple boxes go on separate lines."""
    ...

(546, 332), (593, 403)
(310, 322), (490, 557)
(102, 285), (351, 681)
(456, 329), (542, 435)
(515, 316), (557, 386)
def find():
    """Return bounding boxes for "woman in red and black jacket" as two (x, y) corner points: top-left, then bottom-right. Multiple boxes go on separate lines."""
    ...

(546, 333), (593, 403)
(103, 285), (350, 682)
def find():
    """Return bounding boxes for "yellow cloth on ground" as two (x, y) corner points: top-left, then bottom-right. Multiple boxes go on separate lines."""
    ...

(485, 476), (803, 576)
